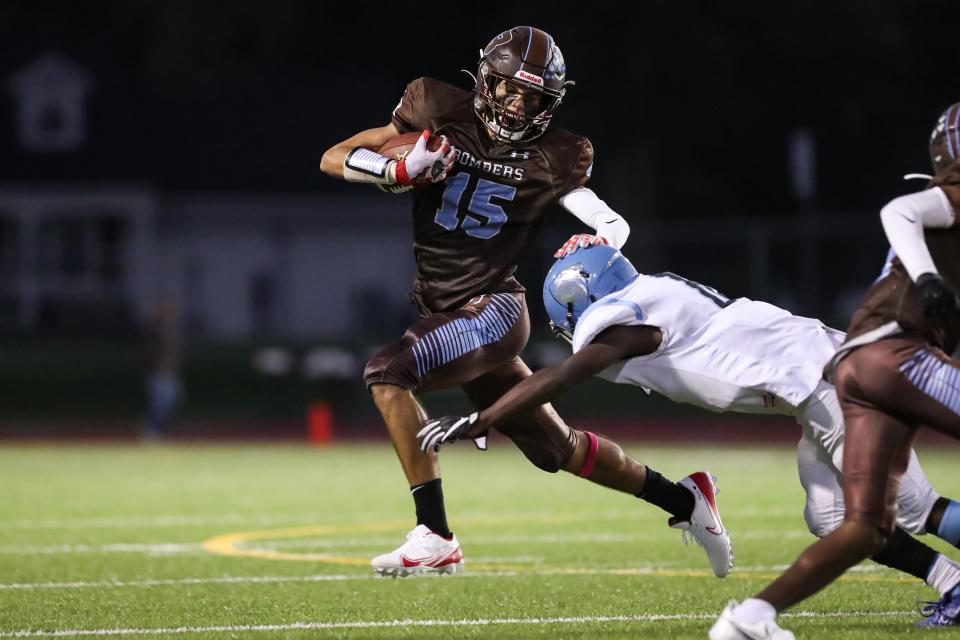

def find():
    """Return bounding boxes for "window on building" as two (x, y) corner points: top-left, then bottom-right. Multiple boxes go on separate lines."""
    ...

(35, 214), (128, 284)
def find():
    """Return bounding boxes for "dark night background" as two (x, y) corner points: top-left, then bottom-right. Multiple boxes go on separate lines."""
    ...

(1, 1), (957, 209)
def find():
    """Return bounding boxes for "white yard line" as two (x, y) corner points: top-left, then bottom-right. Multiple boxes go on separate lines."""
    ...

(0, 530), (813, 556)
(0, 563), (895, 591)
(0, 515), (306, 531)
(260, 529), (813, 548)
(0, 543), (202, 555)
(0, 575), (367, 591)
(0, 610), (916, 638)
(0, 506), (800, 531)
(254, 533), (642, 549)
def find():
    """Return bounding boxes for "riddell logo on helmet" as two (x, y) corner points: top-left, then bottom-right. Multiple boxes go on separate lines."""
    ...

(514, 70), (544, 87)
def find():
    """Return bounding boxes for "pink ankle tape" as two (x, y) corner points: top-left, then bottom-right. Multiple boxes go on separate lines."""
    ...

(578, 431), (600, 478)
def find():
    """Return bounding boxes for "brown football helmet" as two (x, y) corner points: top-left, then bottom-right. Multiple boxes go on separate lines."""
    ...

(473, 26), (571, 143)
(929, 101), (960, 175)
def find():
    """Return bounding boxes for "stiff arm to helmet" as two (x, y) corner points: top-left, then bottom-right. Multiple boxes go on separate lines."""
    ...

(560, 188), (630, 249)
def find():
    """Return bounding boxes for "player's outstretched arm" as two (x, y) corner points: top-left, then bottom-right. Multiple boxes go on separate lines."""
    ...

(481, 325), (659, 429)
(417, 325), (661, 452)
(559, 187), (630, 249)
(320, 123), (400, 179)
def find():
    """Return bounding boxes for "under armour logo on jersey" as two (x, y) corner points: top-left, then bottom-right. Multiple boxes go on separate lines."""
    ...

(510, 151), (530, 159)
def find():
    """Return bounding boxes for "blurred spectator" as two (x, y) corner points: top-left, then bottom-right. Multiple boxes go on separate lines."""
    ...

(142, 292), (183, 440)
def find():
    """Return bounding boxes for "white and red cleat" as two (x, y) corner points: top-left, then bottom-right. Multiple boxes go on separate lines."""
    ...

(371, 525), (464, 577)
(669, 471), (733, 578)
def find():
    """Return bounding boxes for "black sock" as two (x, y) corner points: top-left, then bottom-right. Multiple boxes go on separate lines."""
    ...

(636, 467), (695, 519)
(411, 478), (452, 538)
(925, 496), (951, 534)
(871, 527), (937, 581)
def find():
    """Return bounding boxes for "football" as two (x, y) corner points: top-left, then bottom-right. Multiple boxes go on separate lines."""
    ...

(377, 131), (443, 160)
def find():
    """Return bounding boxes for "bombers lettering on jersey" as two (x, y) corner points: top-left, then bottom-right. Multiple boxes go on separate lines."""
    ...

(453, 148), (526, 181)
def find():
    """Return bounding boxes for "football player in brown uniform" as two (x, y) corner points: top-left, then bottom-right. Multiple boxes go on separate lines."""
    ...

(321, 26), (731, 578)
(711, 103), (960, 639)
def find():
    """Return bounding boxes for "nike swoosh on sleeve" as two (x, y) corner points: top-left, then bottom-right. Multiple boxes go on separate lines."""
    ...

(897, 211), (917, 223)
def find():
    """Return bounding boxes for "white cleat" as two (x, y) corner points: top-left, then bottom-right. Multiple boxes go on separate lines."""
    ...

(709, 601), (795, 640)
(669, 470), (733, 578)
(371, 524), (464, 578)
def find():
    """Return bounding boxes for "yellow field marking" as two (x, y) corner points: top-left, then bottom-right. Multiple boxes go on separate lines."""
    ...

(202, 513), (576, 569)
(203, 516), (923, 585)
(204, 521), (403, 566)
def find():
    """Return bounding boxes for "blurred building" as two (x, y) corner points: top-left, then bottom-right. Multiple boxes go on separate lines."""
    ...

(0, 187), (419, 340)
(0, 182), (890, 341)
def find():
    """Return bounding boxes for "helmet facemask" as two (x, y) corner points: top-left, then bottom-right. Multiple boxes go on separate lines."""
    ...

(475, 63), (564, 143)
(546, 265), (592, 344)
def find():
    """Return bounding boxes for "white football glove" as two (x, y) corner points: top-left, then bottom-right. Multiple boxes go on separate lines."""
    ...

(417, 412), (486, 453)
(395, 130), (456, 186)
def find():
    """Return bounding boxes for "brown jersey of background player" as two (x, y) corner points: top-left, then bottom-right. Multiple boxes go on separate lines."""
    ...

(710, 102), (960, 638)
(319, 27), (725, 581)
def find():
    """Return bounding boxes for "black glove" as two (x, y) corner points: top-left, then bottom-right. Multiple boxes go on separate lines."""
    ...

(417, 413), (482, 453)
(917, 272), (960, 321)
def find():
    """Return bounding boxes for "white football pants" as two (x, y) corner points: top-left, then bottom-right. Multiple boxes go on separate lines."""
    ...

(794, 380), (939, 536)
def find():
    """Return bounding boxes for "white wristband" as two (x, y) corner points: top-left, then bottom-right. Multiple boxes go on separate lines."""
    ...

(343, 148), (398, 185)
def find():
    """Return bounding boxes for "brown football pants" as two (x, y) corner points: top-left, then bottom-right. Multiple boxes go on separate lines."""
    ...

(363, 292), (577, 472)
(836, 336), (960, 533)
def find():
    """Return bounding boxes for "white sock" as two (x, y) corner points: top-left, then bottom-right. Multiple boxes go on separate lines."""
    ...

(734, 598), (777, 624)
(927, 554), (960, 596)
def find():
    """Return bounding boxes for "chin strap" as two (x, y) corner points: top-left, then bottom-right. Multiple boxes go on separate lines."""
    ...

(904, 173), (934, 181)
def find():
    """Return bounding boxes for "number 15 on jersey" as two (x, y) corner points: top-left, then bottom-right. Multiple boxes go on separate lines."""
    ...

(434, 173), (517, 239)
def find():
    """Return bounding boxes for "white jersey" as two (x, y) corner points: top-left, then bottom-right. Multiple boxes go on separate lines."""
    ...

(571, 273), (844, 414)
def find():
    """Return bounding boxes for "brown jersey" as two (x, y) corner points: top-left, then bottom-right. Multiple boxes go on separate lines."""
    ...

(843, 160), (960, 354)
(391, 77), (593, 313)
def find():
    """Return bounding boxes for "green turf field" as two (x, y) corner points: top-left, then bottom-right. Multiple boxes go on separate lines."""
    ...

(2, 442), (959, 639)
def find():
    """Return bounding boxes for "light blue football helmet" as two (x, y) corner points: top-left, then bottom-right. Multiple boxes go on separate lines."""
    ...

(543, 244), (639, 343)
